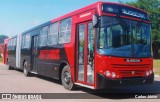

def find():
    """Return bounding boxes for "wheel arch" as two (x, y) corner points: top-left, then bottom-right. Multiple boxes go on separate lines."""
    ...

(22, 59), (27, 69)
(58, 61), (69, 81)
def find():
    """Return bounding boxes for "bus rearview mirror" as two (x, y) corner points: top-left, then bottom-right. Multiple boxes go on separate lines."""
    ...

(92, 14), (98, 28)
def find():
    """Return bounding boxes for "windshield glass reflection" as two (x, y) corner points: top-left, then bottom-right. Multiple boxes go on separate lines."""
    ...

(98, 16), (151, 58)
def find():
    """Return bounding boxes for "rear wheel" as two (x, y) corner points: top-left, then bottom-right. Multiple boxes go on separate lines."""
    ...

(23, 61), (30, 76)
(7, 60), (13, 70)
(7, 65), (13, 70)
(61, 65), (76, 90)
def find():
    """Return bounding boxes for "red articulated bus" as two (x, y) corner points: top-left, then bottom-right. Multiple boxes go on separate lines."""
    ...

(4, 2), (154, 90)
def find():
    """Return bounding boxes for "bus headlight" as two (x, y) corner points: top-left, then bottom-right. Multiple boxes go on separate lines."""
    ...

(112, 72), (116, 78)
(146, 71), (149, 76)
(149, 70), (152, 75)
(106, 71), (117, 78)
(106, 71), (111, 77)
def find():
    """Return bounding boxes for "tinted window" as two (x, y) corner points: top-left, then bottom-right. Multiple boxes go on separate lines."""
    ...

(40, 26), (48, 46)
(48, 23), (58, 45)
(12, 37), (16, 50)
(8, 40), (11, 50)
(13, 38), (16, 46)
(10, 39), (13, 50)
(59, 18), (72, 43)
(21, 35), (25, 48)
(23, 34), (30, 48)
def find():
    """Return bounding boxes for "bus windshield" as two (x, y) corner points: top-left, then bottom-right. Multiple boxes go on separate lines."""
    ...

(98, 16), (151, 58)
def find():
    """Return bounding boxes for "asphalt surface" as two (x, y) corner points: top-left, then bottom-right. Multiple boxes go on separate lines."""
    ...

(0, 63), (160, 102)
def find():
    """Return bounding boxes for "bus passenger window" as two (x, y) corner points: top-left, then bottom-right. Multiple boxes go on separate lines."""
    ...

(48, 23), (58, 45)
(40, 26), (48, 46)
(10, 39), (13, 50)
(8, 40), (11, 50)
(24, 34), (30, 48)
(59, 18), (71, 44)
(12, 38), (17, 50)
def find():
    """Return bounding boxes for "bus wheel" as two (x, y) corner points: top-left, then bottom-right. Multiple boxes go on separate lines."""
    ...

(7, 60), (13, 70)
(7, 65), (13, 70)
(23, 61), (30, 76)
(61, 65), (76, 90)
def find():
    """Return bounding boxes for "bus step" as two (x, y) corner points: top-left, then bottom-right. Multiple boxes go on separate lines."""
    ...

(30, 71), (38, 74)
(74, 83), (94, 89)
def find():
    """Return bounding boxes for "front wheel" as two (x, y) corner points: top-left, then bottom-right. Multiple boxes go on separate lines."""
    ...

(61, 65), (76, 90)
(23, 61), (30, 76)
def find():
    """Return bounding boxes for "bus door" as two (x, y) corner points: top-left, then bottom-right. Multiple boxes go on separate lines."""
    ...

(31, 35), (38, 73)
(77, 21), (95, 86)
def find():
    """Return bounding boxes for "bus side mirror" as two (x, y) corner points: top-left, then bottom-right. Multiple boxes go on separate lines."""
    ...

(92, 14), (98, 28)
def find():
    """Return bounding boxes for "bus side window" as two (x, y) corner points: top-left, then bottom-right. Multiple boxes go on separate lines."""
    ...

(48, 22), (58, 45)
(12, 38), (16, 50)
(21, 35), (24, 49)
(40, 26), (48, 46)
(8, 40), (10, 50)
(24, 34), (31, 49)
(10, 39), (13, 50)
(59, 18), (72, 44)
(12, 38), (14, 50)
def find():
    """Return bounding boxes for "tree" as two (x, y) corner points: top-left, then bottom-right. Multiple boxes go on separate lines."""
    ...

(0, 35), (8, 44)
(122, 0), (160, 58)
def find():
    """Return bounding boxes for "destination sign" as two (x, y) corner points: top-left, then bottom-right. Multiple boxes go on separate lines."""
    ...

(102, 4), (149, 20)
(122, 9), (146, 19)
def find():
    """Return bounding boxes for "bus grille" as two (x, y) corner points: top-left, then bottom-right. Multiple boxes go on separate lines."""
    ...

(111, 64), (150, 69)
(118, 70), (145, 78)
(111, 64), (149, 78)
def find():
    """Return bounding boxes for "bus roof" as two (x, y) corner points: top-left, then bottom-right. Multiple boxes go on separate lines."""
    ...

(22, 2), (148, 34)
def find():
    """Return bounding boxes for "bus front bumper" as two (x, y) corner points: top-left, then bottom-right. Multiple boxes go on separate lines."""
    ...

(96, 73), (154, 89)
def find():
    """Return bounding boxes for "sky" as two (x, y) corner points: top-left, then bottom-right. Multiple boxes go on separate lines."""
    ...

(0, 0), (136, 37)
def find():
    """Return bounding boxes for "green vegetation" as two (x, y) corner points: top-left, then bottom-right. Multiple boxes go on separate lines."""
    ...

(0, 57), (3, 63)
(0, 35), (8, 44)
(153, 59), (160, 75)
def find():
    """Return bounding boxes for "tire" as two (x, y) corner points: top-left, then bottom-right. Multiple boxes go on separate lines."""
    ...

(23, 61), (30, 76)
(7, 60), (13, 70)
(7, 65), (13, 70)
(61, 65), (76, 90)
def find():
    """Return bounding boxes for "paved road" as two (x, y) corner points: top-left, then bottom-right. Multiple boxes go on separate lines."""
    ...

(0, 63), (160, 102)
